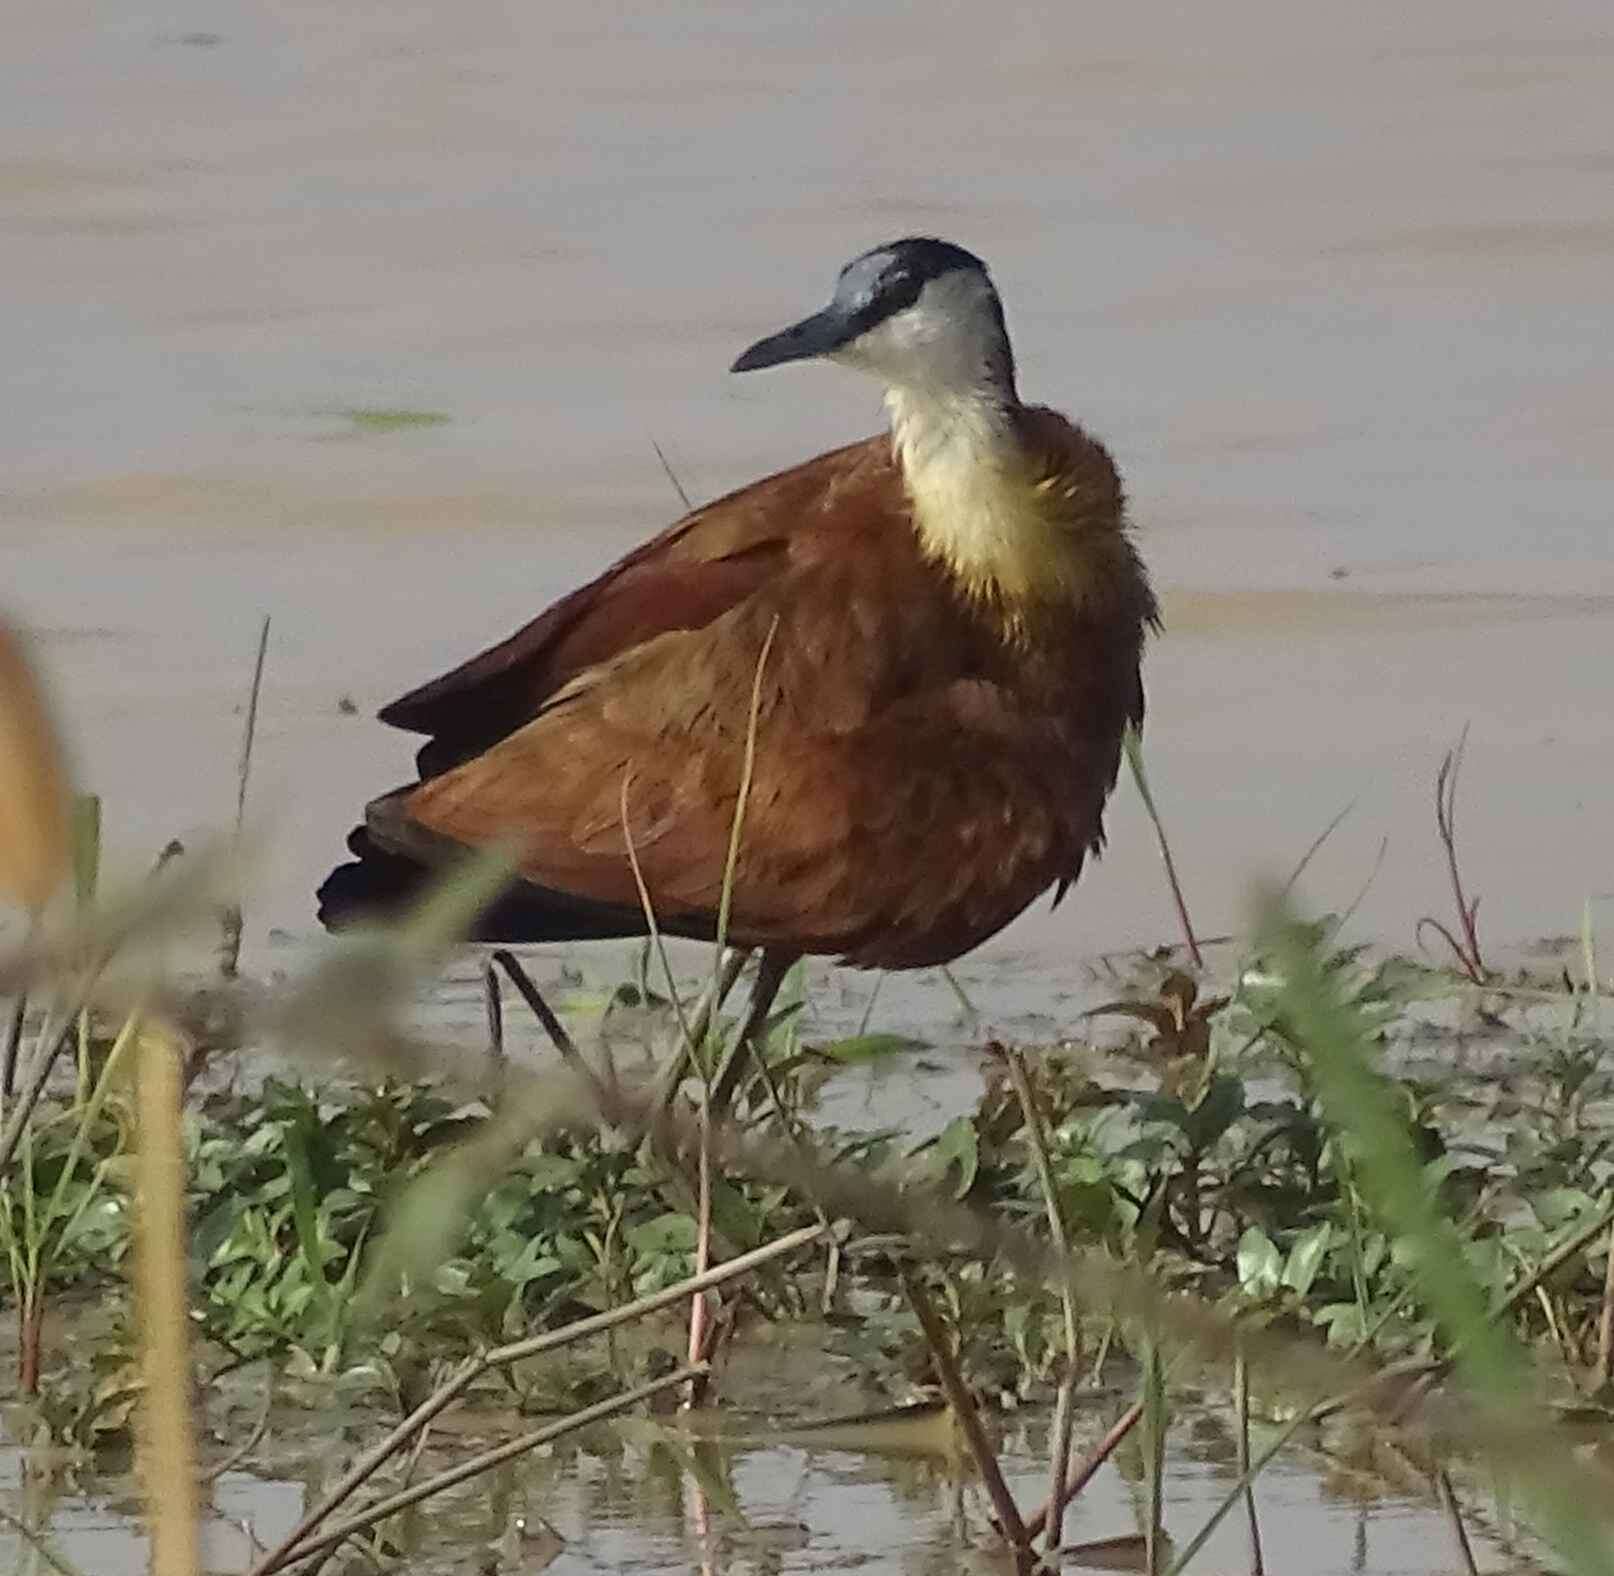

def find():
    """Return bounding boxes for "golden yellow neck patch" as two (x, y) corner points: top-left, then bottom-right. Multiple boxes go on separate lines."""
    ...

(887, 390), (1105, 617)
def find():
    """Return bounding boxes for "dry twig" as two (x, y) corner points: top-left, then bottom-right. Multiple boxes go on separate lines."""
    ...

(249, 1223), (824, 1575)
(273, 1363), (705, 1571)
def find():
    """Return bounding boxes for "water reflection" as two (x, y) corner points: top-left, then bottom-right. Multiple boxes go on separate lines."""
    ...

(0, 1393), (1535, 1574)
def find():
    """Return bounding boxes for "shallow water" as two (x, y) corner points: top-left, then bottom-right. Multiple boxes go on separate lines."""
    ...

(0, 1388), (1538, 1575)
(6, 0), (1614, 1033)
(4, 16), (1607, 1565)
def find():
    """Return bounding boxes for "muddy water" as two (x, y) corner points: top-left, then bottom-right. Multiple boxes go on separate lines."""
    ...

(5, 4), (1614, 1025)
(0, 1393), (1538, 1575)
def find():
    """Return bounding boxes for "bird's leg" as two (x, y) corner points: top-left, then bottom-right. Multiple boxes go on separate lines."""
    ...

(488, 949), (604, 1101)
(708, 949), (796, 1115)
(483, 959), (505, 1064)
(653, 948), (750, 1112)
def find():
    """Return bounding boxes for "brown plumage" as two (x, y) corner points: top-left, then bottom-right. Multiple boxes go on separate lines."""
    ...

(318, 237), (1156, 1054)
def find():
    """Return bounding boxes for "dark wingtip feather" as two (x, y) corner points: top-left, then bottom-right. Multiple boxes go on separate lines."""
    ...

(315, 828), (428, 931)
(316, 826), (687, 945)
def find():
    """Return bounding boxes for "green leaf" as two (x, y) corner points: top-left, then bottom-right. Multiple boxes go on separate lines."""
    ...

(1236, 1226), (1282, 1299)
(1282, 1222), (1331, 1296)
(625, 1213), (698, 1257)
(1182, 1076), (1245, 1151)
(813, 1032), (924, 1064)
(932, 1117), (980, 1199)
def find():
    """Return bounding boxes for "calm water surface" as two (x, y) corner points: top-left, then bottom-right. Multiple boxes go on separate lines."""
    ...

(3, 9), (1606, 1566)
(0, 1390), (1541, 1575)
(4, 2), (1613, 1011)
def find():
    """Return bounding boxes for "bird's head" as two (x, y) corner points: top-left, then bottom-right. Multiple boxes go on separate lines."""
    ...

(731, 237), (1017, 405)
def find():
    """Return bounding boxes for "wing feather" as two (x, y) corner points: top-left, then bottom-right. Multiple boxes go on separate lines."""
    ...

(378, 436), (887, 773)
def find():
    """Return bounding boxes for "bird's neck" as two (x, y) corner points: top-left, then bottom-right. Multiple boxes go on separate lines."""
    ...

(885, 382), (1071, 613)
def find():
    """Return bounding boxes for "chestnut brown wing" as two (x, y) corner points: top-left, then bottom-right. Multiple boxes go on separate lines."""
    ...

(378, 435), (888, 775)
(392, 554), (1120, 970)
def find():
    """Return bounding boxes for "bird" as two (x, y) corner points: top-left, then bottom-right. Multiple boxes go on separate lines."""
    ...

(318, 236), (1157, 1100)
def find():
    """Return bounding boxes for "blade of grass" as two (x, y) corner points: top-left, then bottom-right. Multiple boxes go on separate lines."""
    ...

(1002, 1046), (1083, 1553)
(855, 972), (885, 1037)
(1256, 886), (1614, 1576)
(940, 965), (978, 1020)
(36, 1004), (142, 1276)
(218, 616), (270, 979)
(709, 616), (778, 1022)
(283, 1111), (337, 1351)
(1279, 799), (1357, 897)
(0, 985), (94, 1179)
(1123, 726), (1203, 969)
(685, 620), (778, 1397)
(616, 770), (752, 1107)
(650, 438), (694, 511)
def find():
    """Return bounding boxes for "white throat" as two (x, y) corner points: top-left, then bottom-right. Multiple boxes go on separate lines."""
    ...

(885, 384), (1062, 605)
(831, 267), (1077, 607)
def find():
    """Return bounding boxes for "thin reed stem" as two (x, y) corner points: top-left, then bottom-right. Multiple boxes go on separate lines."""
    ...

(133, 1023), (199, 1576)
(1043, 1377), (1077, 1555)
(219, 614), (270, 980)
(1416, 728), (1490, 983)
(685, 1096), (714, 1407)
(1001, 1045), (1082, 1553)
(1280, 799), (1357, 896)
(249, 1222), (825, 1575)
(0, 980), (94, 1178)
(1437, 1469), (1481, 1576)
(703, 618), (780, 1115)
(1235, 1346), (1265, 1576)
(1596, 1218), (1614, 1389)
(1123, 726), (1203, 969)
(1023, 1400), (1143, 1543)
(0, 1503), (81, 1576)
(899, 1269), (1029, 1557)
(1142, 1342), (1168, 1576)
(275, 1363), (705, 1571)
(650, 437), (694, 511)
(1, 989), (25, 1104)
(616, 766), (749, 1107)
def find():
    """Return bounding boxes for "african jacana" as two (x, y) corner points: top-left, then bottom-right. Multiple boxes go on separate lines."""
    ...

(318, 238), (1157, 1096)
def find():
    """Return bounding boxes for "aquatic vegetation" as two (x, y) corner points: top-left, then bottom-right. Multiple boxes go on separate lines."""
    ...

(3, 614), (1614, 1574)
(333, 407), (452, 433)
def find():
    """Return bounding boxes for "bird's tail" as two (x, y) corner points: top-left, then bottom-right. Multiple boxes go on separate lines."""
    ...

(316, 825), (667, 944)
(315, 826), (434, 930)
